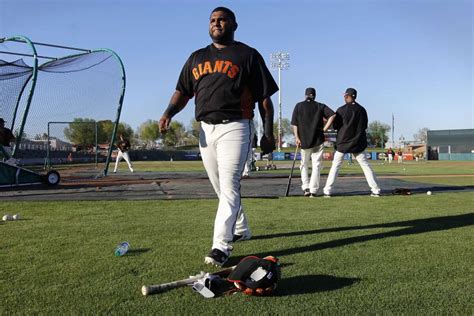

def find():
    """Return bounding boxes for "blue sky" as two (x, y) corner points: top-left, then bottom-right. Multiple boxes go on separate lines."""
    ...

(1, 0), (472, 143)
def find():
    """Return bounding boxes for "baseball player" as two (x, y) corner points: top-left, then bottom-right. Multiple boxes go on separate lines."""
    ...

(0, 118), (15, 159)
(158, 7), (278, 266)
(113, 133), (134, 173)
(323, 88), (381, 197)
(291, 87), (336, 197)
(387, 147), (394, 164)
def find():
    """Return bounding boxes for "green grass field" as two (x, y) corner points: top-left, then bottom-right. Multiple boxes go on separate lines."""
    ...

(2, 161), (473, 313)
(1, 191), (473, 314)
(97, 159), (474, 176)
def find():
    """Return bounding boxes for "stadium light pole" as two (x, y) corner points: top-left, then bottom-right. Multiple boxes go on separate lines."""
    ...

(270, 52), (290, 152)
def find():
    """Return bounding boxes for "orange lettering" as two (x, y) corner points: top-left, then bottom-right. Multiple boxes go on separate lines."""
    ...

(198, 63), (203, 76)
(203, 61), (212, 74)
(192, 68), (199, 80)
(213, 60), (224, 73)
(222, 61), (232, 73)
(228, 64), (240, 79)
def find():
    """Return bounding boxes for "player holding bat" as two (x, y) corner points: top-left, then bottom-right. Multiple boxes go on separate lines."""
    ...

(158, 7), (278, 266)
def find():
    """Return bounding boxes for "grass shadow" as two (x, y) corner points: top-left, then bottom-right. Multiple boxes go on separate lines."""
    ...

(126, 248), (151, 256)
(276, 275), (360, 296)
(235, 213), (473, 260)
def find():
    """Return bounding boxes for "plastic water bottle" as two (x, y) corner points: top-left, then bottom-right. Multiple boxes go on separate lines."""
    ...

(114, 242), (129, 256)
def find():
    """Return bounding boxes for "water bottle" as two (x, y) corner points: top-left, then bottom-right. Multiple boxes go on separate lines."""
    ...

(114, 242), (129, 256)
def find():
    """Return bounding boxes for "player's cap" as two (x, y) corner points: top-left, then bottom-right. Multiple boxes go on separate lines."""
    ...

(344, 88), (357, 98)
(0, 118), (5, 123)
(305, 87), (316, 97)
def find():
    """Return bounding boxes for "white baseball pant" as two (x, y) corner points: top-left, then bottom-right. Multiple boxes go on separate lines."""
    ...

(199, 119), (251, 256)
(323, 151), (380, 195)
(300, 144), (324, 194)
(114, 150), (134, 172)
(242, 120), (255, 177)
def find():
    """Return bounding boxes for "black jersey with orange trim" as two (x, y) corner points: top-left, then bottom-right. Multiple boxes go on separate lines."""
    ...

(176, 41), (278, 122)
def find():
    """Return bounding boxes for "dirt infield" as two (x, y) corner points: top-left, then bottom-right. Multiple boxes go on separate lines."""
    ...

(1, 167), (473, 201)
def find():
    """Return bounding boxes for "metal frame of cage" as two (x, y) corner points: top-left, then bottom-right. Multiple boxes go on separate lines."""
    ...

(0, 35), (126, 175)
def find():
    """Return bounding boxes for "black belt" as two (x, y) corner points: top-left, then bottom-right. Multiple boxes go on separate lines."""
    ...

(202, 119), (236, 124)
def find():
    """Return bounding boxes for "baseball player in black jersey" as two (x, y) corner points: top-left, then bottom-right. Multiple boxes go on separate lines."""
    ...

(158, 7), (278, 266)
(323, 88), (380, 197)
(113, 133), (134, 173)
(291, 88), (336, 197)
(0, 118), (15, 159)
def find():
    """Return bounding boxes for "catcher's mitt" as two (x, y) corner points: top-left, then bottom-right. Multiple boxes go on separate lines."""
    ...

(227, 256), (280, 296)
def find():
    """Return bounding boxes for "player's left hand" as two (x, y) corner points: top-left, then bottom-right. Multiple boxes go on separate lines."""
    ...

(158, 116), (171, 134)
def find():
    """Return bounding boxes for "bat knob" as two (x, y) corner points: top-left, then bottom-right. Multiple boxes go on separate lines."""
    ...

(141, 286), (150, 296)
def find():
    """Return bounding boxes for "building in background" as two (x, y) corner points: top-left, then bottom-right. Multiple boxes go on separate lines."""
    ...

(426, 129), (474, 161)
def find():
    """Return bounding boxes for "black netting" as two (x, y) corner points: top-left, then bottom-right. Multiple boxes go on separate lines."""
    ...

(0, 59), (33, 131)
(0, 50), (124, 170)
(39, 51), (113, 73)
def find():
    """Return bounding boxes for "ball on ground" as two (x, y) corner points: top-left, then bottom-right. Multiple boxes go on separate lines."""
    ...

(2, 214), (13, 221)
(427, 191), (432, 195)
(13, 214), (21, 220)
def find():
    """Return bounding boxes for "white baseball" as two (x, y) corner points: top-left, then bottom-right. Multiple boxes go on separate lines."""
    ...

(13, 214), (21, 220)
(2, 214), (13, 221)
(427, 191), (432, 196)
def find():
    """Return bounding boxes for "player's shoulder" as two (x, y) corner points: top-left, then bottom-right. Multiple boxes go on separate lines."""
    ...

(354, 102), (367, 111)
(189, 45), (212, 58)
(233, 41), (262, 57)
(337, 103), (349, 112)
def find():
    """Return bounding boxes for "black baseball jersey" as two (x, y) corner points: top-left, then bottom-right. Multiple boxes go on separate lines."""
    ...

(176, 41), (278, 123)
(291, 100), (335, 149)
(0, 127), (15, 146)
(333, 101), (368, 153)
(117, 139), (131, 152)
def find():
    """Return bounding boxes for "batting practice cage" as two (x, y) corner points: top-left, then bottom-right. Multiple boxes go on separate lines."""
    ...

(0, 35), (126, 182)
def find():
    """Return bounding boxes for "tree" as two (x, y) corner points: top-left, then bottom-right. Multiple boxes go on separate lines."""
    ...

(63, 118), (134, 145)
(98, 120), (134, 144)
(34, 133), (48, 140)
(138, 119), (160, 148)
(367, 121), (390, 147)
(63, 118), (96, 145)
(413, 127), (429, 143)
(273, 118), (293, 145)
(189, 119), (201, 139)
(161, 121), (187, 147)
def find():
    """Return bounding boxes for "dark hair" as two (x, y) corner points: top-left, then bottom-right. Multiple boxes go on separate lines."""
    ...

(211, 7), (237, 23)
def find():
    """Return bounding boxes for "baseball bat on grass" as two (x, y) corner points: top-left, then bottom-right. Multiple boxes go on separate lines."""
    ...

(142, 265), (236, 296)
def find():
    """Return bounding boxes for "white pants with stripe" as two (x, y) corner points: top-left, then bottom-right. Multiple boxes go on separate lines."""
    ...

(114, 150), (134, 172)
(323, 151), (380, 195)
(200, 119), (251, 256)
(242, 120), (256, 177)
(300, 144), (324, 193)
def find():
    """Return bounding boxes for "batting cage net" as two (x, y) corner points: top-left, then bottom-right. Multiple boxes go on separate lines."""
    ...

(0, 36), (125, 176)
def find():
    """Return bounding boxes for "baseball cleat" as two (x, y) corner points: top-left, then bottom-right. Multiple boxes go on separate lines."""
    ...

(370, 193), (380, 197)
(323, 194), (331, 198)
(303, 189), (311, 197)
(204, 249), (229, 267)
(310, 193), (317, 198)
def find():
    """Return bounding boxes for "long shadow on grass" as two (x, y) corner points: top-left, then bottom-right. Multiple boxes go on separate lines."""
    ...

(231, 213), (474, 262)
(276, 275), (360, 296)
(126, 248), (151, 256)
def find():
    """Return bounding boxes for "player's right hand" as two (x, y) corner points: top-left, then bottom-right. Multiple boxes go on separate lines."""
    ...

(158, 116), (171, 134)
(295, 137), (301, 148)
